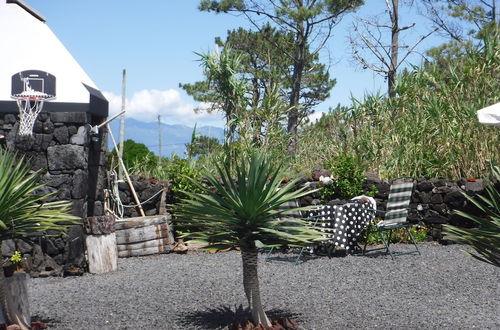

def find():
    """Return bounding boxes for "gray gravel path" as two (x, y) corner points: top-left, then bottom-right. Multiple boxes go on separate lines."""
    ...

(29, 243), (499, 329)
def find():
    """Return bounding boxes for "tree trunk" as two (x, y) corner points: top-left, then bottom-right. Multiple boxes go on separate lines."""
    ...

(287, 24), (306, 154)
(388, 0), (399, 97)
(241, 249), (271, 327)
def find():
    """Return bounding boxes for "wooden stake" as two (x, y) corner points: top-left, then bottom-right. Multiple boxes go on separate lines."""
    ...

(107, 123), (146, 217)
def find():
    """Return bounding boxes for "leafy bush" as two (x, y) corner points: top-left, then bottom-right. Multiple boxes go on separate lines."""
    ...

(163, 156), (203, 202)
(363, 225), (429, 245)
(321, 153), (366, 201)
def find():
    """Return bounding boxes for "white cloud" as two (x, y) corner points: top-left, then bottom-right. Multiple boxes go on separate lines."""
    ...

(307, 111), (326, 124)
(102, 89), (225, 127)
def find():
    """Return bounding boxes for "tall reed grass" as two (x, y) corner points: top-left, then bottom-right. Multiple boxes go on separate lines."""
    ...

(294, 35), (499, 179)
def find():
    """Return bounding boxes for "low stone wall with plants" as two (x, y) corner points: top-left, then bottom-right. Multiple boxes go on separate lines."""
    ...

(116, 170), (493, 243)
(6, 163), (483, 276)
(112, 175), (170, 218)
(299, 169), (494, 241)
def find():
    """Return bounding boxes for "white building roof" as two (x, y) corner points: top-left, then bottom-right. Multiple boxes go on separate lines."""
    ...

(0, 0), (99, 103)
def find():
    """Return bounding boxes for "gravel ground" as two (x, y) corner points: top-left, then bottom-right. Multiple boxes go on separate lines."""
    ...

(29, 243), (499, 330)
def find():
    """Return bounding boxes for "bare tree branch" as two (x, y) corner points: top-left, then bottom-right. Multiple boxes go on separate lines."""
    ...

(350, 0), (437, 95)
(396, 27), (438, 70)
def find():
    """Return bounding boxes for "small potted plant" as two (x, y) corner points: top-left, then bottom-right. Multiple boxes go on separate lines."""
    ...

(3, 250), (24, 277)
(10, 251), (23, 272)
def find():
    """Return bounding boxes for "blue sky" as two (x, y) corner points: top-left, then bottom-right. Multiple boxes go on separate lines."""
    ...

(28, 0), (445, 127)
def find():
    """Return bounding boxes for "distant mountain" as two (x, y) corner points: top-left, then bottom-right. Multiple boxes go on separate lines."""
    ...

(108, 118), (224, 157)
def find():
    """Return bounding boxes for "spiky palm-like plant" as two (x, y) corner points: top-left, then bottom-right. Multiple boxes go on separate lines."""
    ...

(0, 149), (77, 242)
(176, 153), (321, 326)
(0, 148), (78, 326)
(443, 165), (500, 267)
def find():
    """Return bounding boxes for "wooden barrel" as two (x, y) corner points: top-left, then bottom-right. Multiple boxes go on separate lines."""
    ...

(114, 215), (174, 258)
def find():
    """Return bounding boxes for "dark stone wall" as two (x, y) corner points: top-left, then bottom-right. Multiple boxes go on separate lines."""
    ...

(299, 173), (495, 242)
(0, 111), (108, 275)
(113, 176), (170, 218)
(116, 173), (493, 243)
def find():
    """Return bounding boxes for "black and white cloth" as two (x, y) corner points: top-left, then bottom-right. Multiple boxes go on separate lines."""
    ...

(307, 201), (374, 252)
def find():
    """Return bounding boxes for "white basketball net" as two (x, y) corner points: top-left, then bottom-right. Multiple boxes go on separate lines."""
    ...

(12, 92), (54, 136)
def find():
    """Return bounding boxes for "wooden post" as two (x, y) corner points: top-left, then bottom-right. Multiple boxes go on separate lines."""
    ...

(158, 114), (162, 165)
(86, 234), (118, 274)
(107, 123), (146, 217)
(158, 188), (168, 215)
(83, 215), (118, 274)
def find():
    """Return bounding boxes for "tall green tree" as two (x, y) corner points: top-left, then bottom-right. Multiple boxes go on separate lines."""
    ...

(198, 0), (364, 153)
(111, 139), (155, 170)
(181, 47), (248, 149)
(176, 153), (321, 326)
(420, 1), (499, 78)
(182, 26), (335, 147)
(420, 0), (497, 43)
(215, 26), (335, 130)
(186, 135), (221, 158)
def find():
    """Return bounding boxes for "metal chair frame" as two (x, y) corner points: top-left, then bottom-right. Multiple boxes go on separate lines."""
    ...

(362, 178), (421, 260)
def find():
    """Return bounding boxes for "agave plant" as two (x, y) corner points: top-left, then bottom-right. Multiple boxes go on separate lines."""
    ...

(0, 148), (77, 243)
(443, 165), (500, 267)
(0, 148), (78, 326)
(176, 153), (321, 326)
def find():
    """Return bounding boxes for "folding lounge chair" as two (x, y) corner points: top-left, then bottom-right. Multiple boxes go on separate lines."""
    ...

(362, 178), (421, 260)
(264, 200), (318, 265)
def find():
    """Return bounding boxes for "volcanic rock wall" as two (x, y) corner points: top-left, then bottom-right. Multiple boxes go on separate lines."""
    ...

(300, 172), (495, 241)
(0, 111), (108, 276)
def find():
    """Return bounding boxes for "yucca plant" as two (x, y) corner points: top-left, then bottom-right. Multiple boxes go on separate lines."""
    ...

(0, 148), (78, 326)
(0, 148), (77, 243)
(175, 153), (321, 327)
(443, 165), (500, 267)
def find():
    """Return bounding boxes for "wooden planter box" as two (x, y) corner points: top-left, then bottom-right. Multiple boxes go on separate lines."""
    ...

(114, 215), (174, 258)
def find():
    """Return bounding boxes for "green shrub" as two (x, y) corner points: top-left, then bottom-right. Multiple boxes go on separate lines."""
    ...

(164, 156), (203, 202)
(363, 225), (429, 245)
(321, 153), (366, 201)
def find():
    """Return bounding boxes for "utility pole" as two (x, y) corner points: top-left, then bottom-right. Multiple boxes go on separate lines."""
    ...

(158, 114), (162, 166)
(118, 69), (126, 180)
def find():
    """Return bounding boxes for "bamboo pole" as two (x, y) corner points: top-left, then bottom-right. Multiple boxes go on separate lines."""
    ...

(107, 123), (146, 217)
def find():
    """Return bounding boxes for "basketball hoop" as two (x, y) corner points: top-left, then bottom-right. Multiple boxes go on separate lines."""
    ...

(12, 91), (54, 136)
(10, 70), (57, 136)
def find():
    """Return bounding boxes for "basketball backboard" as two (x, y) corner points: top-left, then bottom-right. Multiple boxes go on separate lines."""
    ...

(11, 70), (56, 97)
